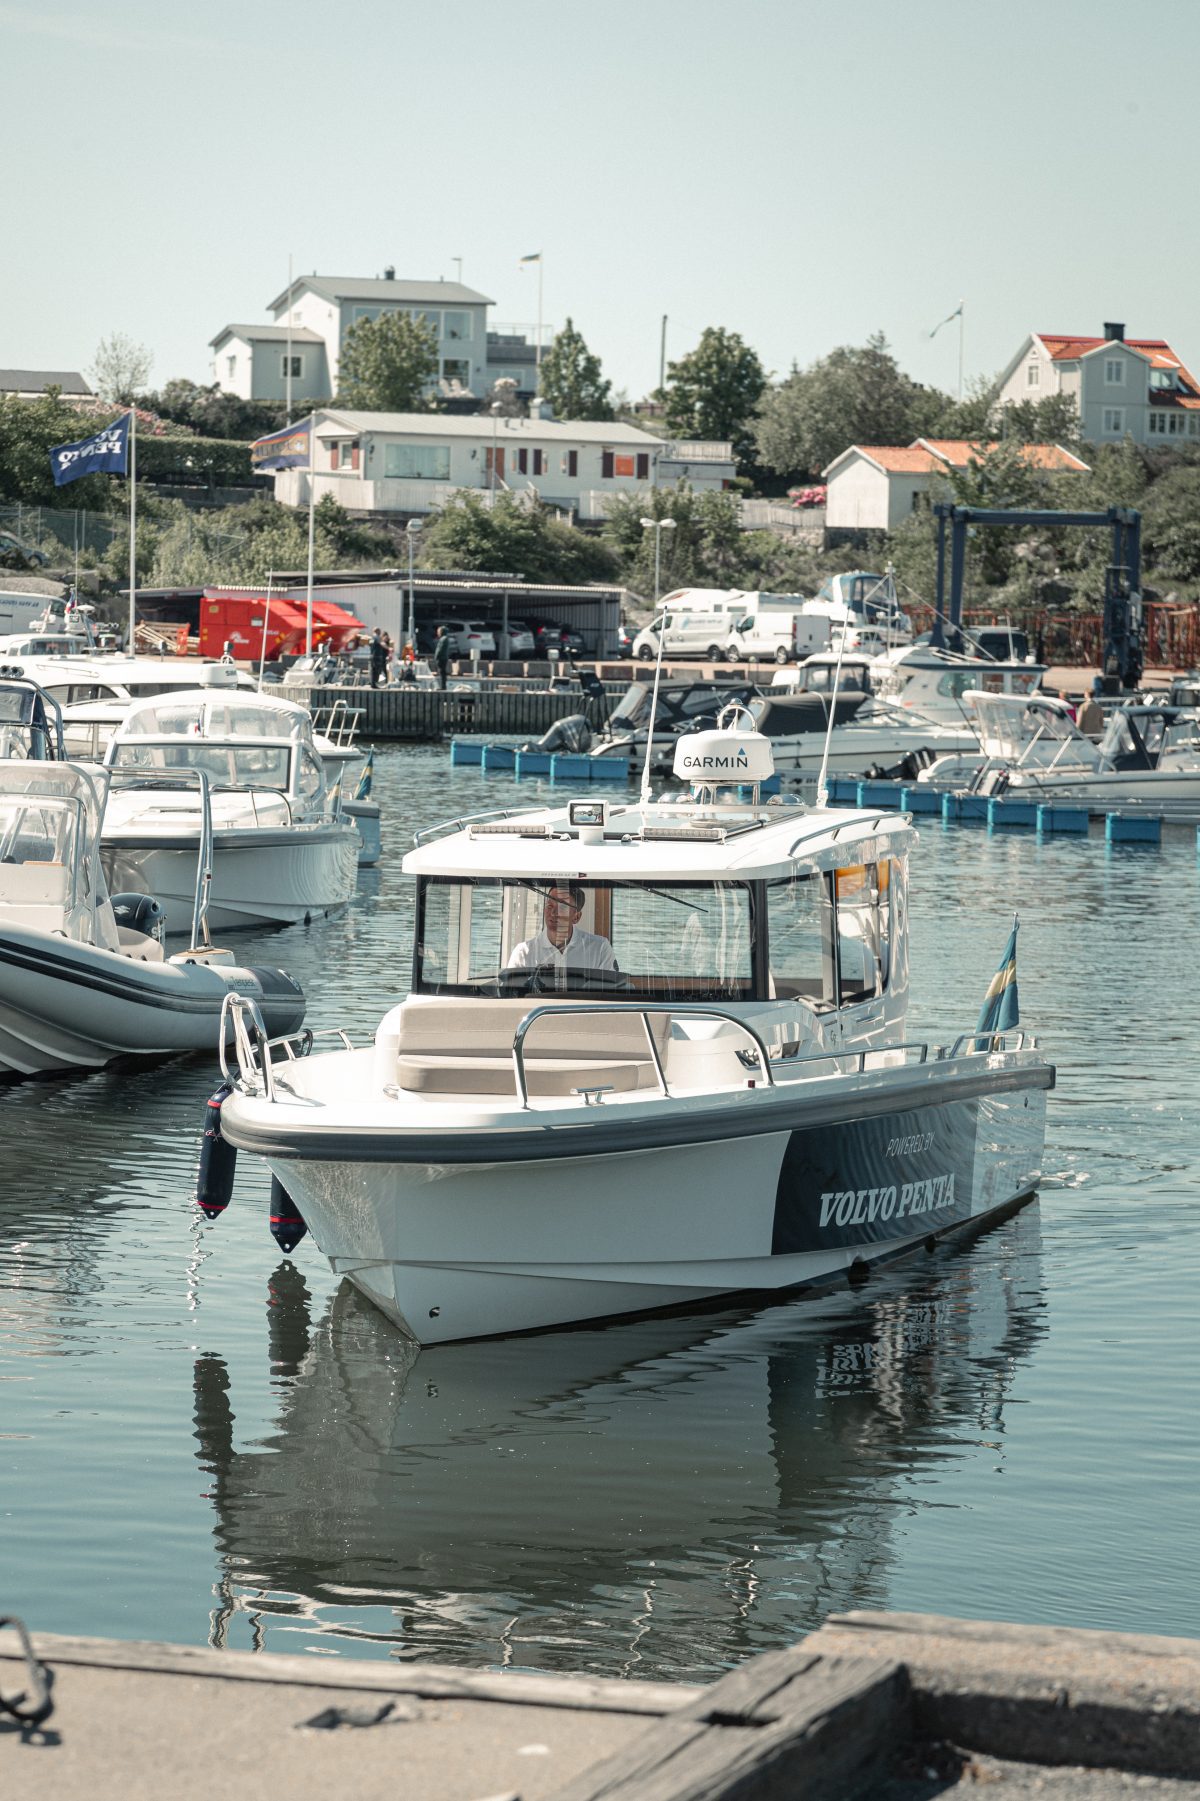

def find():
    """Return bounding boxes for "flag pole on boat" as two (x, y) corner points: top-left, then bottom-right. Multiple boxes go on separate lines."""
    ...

(305, 412), (316, 655)
(814, 607), (851, 809)
(127, 404), (137, 652)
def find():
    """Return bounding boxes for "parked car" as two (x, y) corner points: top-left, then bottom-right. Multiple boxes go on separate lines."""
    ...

(502, 619), (537, 656)
(424, 619), (497, 657)
(534, 620), (585, 656)
(0, 531), (49, 571)
(616, 619), (634, 657)
(723, 611), (830, 665)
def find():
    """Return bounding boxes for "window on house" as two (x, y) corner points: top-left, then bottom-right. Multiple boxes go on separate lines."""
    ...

(1190, 417), (1199, 437)
(1105, 358), (1125, 385)
(444, 311), (472, 341)
(353, 306), (380, 324)
(636, 453), (650, 479)
(566, 449), (578, 478)
(226, 356), (236, 377)
(516, 447), (528, 475)
(532, 449), (544, 476)
(382, 444), (451, 480)
(1148, 413), (1165, 435)
(1150, 367), (1178, 391)
(912, 489), (922, 511)
(338, 440), (359, 470)
(1169, 412), (1185, 436)
(614, 454), (636, 477)
(281, 354), (304, 379)
(601, 451), (615, 478)
(418, 310), (441, 336)
(442, 359), (470, 387)
(1027, 362), (1040, 387)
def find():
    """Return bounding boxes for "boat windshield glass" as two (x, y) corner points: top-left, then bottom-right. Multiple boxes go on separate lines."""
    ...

(0, 791), (80, 879)
(118, 699), (308, 739)
(108, 741), (293, 790)
(416, 877), (755, 1000)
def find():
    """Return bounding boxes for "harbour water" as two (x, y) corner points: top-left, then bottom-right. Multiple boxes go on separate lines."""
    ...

(2, 745), (1198, 1682)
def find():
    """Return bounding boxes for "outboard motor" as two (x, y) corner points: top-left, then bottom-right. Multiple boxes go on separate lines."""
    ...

(525, 713), (593, 755)
(269, 1175), (308, 1253)
(196, 1082), (237, 1220)
(110, 892), (166, 944)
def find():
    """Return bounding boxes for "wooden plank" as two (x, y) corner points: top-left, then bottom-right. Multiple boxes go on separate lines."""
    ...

(805, 1611), (1200, 1779)
(544, 1650), (910, 1801)
(0, 1630), (697, 1718)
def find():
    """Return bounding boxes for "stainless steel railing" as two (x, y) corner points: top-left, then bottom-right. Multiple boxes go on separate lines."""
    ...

(511, 1003), (776, 1109)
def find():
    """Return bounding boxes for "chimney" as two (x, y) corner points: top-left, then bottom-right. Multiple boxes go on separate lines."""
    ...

(1103, 321), (1125, 342)
(383, 265), (395, 281)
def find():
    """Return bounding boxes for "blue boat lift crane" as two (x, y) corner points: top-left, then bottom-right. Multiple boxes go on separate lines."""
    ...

(932, 503), (1143, 690)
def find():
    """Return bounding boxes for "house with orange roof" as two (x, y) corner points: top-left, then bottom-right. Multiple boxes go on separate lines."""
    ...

(996, 322), (1200, 448)
(822, 438), (1089, 533)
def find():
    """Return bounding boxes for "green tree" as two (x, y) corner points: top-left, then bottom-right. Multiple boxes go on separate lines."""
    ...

(603, 484), (747, 595)
(336, 312), (439, 411)
(753, 334), (945, 481)
(664, 328), (766, 470)
(0, 389), (118, 507)
(997, 391), (1082, 447)
(419, 492), (619, 585)
(145, 378), (294, 441)
(537, 318), (613, 421)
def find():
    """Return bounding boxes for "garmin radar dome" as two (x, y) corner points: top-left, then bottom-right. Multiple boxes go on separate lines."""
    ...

(672, 702), (775, 796)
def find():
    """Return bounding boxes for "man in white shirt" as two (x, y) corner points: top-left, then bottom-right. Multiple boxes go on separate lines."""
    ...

(507, 883), (617, 975)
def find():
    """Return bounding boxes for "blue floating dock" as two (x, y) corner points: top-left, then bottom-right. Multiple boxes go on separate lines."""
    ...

(1106, 812), (1161, 844)
(1037, 804), (1089, 835)
(988, 796), (1039, 830)
(514, 749), (553, 777)
(827, 777), (860, 805)
(855, 780), (904, 808)
(449, 738), (484, 766)
(899, 784), (943, 814)
(481, 743), (517, 772)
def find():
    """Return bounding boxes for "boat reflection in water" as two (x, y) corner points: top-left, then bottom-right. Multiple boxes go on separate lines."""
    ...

(193, 1205), (1046, 1680)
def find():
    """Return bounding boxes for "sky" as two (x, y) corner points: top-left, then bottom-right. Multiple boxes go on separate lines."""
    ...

(3, 0), (1198, 405)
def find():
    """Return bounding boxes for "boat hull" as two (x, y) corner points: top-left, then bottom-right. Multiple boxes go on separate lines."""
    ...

(233, 1057), (1050, 1345)
(0, 928), (305, 1077)
(101, 824), (359, 932)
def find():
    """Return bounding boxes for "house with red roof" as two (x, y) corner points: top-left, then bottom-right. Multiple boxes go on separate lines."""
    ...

(822, 438), (1089, 533)
(996, 323), (1200, 448)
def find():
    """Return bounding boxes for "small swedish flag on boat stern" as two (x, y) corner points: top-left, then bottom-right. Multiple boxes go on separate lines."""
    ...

(976, 916), (1020, 1038)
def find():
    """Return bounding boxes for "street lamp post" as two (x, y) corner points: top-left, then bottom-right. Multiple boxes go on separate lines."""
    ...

(490, 401), (502, 501)
(640, 515), (677, 609)
(405, 518), (422, 654)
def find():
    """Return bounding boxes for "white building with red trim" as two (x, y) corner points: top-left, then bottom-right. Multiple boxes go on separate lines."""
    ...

(823, 438), (1089, 533)
(996, 323), (1200, 448)
(267, 408), (735, 517)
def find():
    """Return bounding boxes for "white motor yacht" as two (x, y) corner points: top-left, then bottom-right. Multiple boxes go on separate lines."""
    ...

(0, 685), (305, 1076)
(923, 690), (1200, 816)
(100, 678), (359, 932)
(870, 643), (1044, 719)
(215, 711), (1053, 1345)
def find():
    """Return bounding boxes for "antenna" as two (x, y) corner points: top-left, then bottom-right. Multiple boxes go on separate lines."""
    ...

(814, 619), (851, 809)
(638, 612), (669, 809)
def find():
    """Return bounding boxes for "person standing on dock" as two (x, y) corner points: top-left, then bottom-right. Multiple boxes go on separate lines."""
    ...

(369, 628), (388, 689)
(433, 626), (452, 691)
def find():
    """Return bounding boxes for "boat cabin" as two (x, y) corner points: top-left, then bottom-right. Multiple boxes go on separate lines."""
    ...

(1097, 705), (1200, 772)
(964, 691), (1100, 772)
(103, 689), (330, 811)
(390, 761), (913, 1102)
(0, 763), (119, 946)
(602, 679), (761, 741)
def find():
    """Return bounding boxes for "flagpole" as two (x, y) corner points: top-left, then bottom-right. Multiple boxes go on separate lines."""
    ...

(305, 412), (316, 655)
(127, 406), (137, 651)
(959, 303), (965, 403)
(285, 252), (293, 421)
(536, 256), (544, 383)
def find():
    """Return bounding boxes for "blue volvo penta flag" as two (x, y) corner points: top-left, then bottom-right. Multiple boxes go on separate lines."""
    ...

(251, 419), (312, 472)
(976, 918), (1020, 1039)
(49, 413), (130, 486)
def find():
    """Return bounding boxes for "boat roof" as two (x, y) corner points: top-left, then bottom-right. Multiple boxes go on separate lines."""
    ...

(405, 796), (914, 885)
(0, 759), (104, 830)
(114, 689), (312, 740)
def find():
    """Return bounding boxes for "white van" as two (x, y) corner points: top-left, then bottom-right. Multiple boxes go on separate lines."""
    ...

(722, 611), (832, 664)
(632, 610), (741, 661)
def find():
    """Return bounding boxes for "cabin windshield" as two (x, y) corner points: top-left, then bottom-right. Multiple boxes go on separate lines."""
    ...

(416, 877), (755, 1001)
(108, 740), (294, 790)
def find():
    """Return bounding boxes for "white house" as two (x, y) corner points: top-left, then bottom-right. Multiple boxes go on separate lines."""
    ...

(996, 324), (1200, 447)
(824, 438), (1090, 533)
(210, 272), (494, 404)
(267, 408), (735, 517)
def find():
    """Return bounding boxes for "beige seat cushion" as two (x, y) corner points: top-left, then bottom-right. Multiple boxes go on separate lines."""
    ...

(396, 1052), (643, 1097)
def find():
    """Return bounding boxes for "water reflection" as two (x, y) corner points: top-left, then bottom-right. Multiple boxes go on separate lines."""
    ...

(193, 1205), (1046, 1679)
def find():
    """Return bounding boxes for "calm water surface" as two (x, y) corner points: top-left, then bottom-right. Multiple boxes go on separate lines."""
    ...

(1, 745), (1198, 1680)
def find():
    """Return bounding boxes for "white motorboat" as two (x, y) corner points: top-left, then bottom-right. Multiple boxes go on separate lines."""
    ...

(923, 691), (1200, 817)
(214, 711), (1053, 1346)
(100, 679), (359, 932)
(0, 698), (305, 1076)
(869, 643), (1044, 719)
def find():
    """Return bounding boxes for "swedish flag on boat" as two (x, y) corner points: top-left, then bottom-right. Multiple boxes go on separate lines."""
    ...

(977, 917), (1019, 1037)
(354, 748), (374, 800)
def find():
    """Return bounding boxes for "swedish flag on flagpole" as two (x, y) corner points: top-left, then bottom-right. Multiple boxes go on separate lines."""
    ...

(976, 916), (1020, 1042)
(354, 747), (374, 800)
